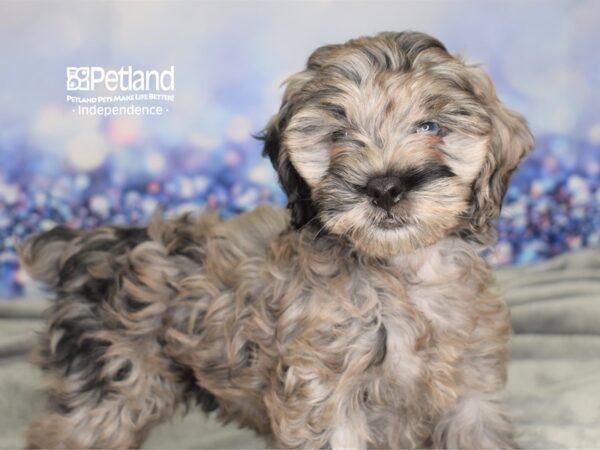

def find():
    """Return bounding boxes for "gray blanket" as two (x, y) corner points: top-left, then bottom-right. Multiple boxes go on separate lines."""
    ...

(1, 247), (599, 449)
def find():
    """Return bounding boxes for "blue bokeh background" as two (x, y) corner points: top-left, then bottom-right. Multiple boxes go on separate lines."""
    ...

(0, 0), (599, 299)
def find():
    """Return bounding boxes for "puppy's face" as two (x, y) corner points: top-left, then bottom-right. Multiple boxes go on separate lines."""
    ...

(263, 32), (534, 258)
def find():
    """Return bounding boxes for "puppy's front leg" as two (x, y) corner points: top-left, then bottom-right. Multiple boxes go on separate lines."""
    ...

(431, 392), (516, 449)
(267, 392), (368, 449)
(430, 304), (515, 449)
(265, 363), (368, 449)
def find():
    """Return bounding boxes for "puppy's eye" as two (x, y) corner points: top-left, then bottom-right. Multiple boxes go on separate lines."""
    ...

(415, 121), (441, 135)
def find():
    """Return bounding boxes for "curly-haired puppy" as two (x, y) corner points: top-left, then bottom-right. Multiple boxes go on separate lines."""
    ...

(19, 31), (533, 449)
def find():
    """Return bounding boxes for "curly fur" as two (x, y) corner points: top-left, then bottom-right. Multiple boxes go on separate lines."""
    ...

(19, 31), (533, 449)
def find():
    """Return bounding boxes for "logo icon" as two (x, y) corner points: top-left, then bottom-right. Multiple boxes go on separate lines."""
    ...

(66, 67), (90, 91)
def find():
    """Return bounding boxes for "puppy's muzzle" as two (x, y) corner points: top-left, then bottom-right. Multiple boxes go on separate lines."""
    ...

(366, 176), (405, 212)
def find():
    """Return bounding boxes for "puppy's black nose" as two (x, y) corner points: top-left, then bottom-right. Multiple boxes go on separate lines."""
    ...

(366, 176), (404, 211)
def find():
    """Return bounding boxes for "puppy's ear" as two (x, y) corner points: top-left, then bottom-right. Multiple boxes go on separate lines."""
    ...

(465, 66), (535, 243)
(261, 72), (317, 229)
(260, 45), (340, 229)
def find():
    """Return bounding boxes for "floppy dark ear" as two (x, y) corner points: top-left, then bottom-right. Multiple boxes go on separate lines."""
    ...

(465, 66), (535, 244)
(261, 100), (317, 229)
(260, 45), (340, 229)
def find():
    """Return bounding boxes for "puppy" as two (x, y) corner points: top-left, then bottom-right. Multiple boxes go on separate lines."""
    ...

(20, 31), (533, 449)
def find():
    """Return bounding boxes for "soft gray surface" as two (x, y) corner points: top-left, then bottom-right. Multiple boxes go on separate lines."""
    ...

(0, 247), (599, 449)
(497, 248), (600, 448)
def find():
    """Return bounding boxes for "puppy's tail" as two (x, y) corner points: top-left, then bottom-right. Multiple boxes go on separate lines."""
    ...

(17, 225), (149, 292)
(17, 226), (83, 290)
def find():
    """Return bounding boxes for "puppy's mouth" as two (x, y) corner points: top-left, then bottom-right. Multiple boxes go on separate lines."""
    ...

(375, 214), (409, 229)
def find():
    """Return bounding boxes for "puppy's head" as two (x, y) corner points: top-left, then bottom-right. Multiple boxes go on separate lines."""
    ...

(263, 31), (533, 258)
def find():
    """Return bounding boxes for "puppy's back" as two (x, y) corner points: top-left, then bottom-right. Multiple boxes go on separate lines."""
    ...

(17, 205), (289, 298)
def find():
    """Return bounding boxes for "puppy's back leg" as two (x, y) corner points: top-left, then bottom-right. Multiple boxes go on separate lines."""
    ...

(19, 225), (190, 448)
(26, 328), (182, 449)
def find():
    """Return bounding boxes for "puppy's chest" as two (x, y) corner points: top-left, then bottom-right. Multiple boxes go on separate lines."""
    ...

(361, 256), (478, 391)
(383, 245), (481, 331)
(366, 259), (474, 338)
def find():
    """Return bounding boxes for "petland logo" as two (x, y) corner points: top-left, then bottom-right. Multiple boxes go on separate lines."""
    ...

(66, 66), (175, 116)
(66, 66), (175, 92)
